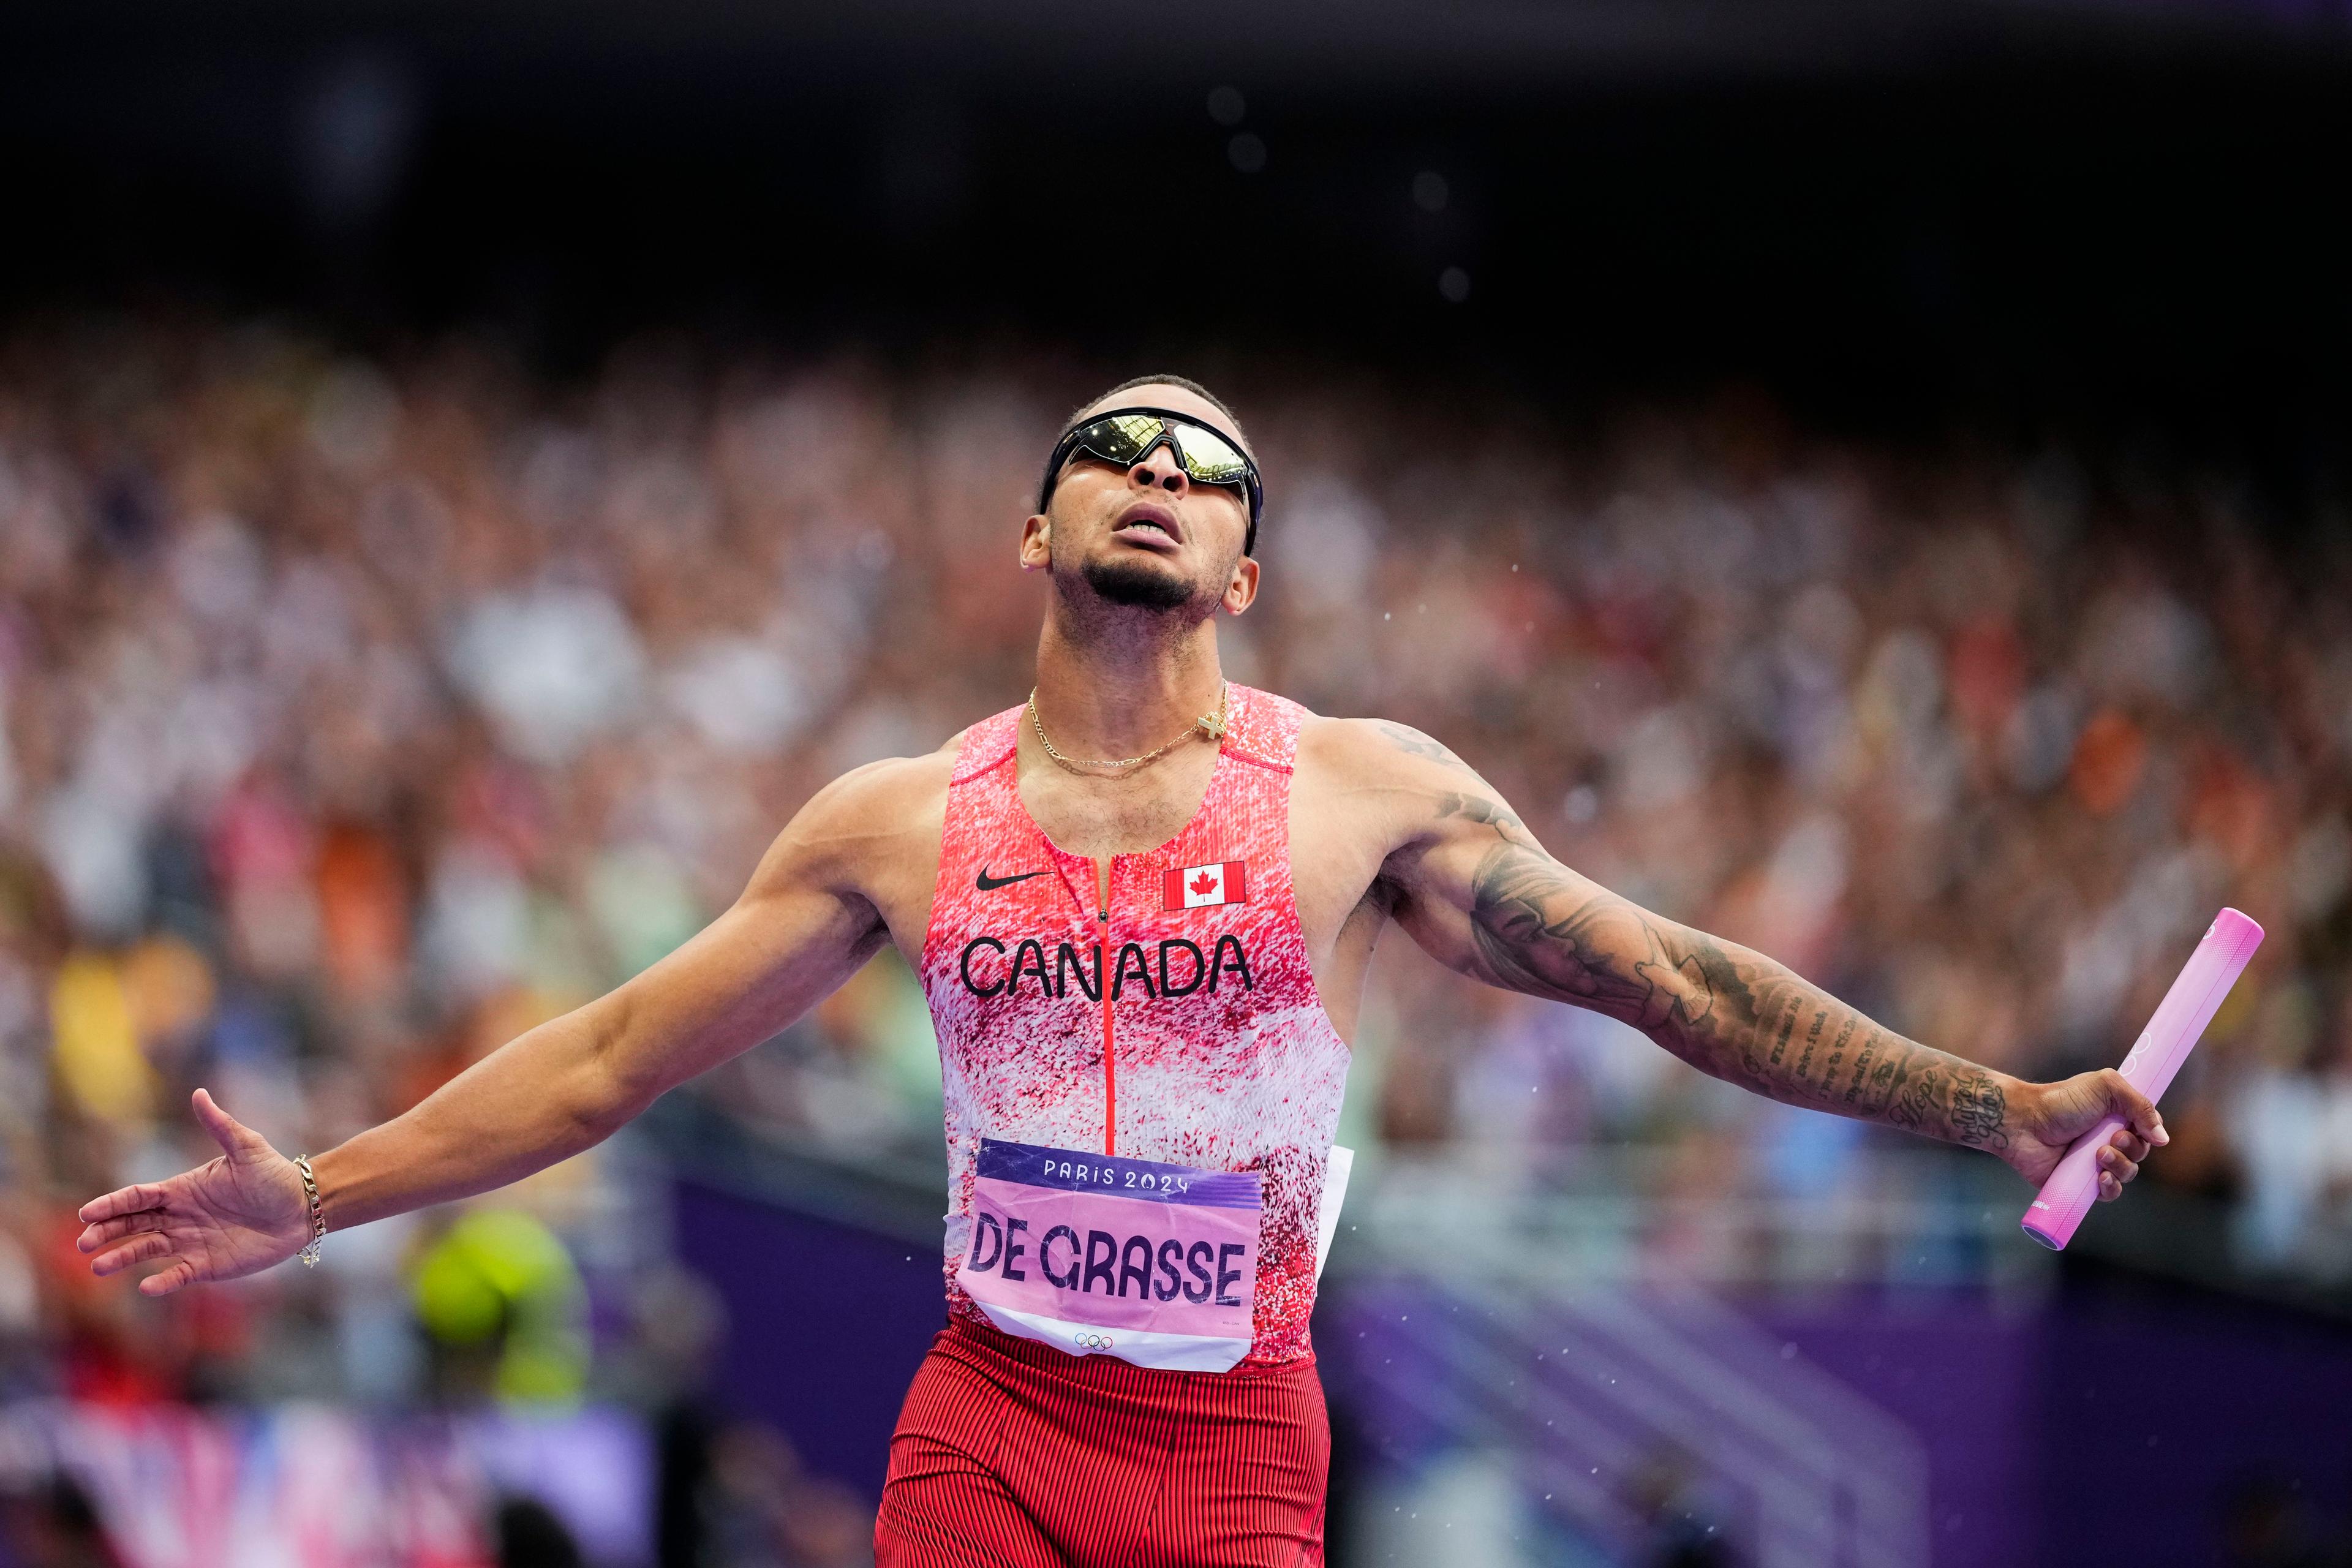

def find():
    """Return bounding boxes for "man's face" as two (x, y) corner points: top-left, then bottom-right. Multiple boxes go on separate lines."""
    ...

(1019, 384), (1259, 619)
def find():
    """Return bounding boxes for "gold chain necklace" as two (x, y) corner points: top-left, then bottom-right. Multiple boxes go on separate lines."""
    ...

(1027, 684), (1229, 775)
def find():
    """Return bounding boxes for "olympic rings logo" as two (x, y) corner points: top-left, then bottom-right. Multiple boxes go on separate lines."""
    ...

(1074, 1332), (1115, 1351)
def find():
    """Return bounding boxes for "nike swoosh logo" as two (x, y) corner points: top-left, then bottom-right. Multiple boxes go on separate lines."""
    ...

(976, 866), (1047, 892)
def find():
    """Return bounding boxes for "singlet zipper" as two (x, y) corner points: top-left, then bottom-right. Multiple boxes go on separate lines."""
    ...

(1097, 857), (1115, 1156)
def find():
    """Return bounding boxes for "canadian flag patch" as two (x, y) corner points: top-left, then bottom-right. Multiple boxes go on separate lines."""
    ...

(1163, 860), (1250, 911)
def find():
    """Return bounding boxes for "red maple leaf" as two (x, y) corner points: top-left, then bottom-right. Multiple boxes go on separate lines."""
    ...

(1189, 870), (1219, 895)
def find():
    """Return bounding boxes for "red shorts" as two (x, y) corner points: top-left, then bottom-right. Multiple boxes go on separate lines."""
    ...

(875, 1316), (1329, 1568)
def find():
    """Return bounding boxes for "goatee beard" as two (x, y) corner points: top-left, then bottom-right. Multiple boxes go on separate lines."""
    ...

(1081, 556), (1198, 613)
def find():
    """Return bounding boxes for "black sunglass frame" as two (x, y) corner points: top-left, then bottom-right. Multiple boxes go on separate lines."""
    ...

(1036, 406), (1262, 556)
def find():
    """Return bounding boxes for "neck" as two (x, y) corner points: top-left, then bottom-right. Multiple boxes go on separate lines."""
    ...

(1031, 598), (1227, 760)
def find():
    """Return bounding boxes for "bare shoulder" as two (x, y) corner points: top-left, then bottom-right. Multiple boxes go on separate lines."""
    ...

(1296, 713), (1491, 793)
(1294, 712), (1516, 860)
(815, 731), (964, 824)
(1297, 712), (1539, 856)
(746, 730), (964, 899)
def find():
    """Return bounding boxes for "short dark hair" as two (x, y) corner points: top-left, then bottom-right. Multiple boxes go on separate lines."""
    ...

(1060, 374), (1247, 448)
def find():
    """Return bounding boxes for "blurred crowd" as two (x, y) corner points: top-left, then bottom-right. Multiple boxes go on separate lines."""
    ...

(0, 315), (2348, 1551)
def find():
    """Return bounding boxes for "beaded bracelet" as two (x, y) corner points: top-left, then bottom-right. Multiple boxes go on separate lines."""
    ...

(292, 1155), (325, 1267)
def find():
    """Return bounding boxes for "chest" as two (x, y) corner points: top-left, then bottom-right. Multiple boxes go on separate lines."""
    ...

(1015, 747), (1225, 863)
(905, 703), (1394, 1048)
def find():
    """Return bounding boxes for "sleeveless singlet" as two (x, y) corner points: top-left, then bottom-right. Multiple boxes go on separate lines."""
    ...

(916, 684), (1354, 1368)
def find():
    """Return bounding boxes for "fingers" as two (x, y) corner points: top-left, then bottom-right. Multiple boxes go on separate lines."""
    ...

(2092, 1097), (2159, 1207)
(2097, 1069), (2168, 1148)
(190, 1087), (268, 1161)
(2094, 1142), (2139, 1202)
(89, 1232), (175, 1278)
(78, 1182), (168, 1226)
(78, 1212), (167, 1254)
(138, 1262), (198, 1298)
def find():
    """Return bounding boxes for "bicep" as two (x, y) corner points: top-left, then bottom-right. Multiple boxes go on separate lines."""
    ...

(581, 805), (895, 1112)
(1386, 794), (1704, 1035)
(1320, 715), (1713, 1035)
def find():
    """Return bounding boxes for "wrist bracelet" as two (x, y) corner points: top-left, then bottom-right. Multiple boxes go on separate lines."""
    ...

(293, 1155), (325, 1268)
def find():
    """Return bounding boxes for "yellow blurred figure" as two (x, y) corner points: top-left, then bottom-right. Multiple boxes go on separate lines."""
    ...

(51, 952), (153, 1126)
(410, 1208), (590, 1405)
(121, 934), (217, 1061)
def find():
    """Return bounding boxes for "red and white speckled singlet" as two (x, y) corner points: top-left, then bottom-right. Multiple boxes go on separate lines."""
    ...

(918, 684), (1352, 1370)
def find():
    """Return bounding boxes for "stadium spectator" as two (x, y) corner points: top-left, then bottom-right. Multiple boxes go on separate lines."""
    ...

(0, 315), (2343, 1432)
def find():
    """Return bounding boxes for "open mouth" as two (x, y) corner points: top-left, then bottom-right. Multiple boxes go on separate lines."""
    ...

(1112, 503), (1184, 548)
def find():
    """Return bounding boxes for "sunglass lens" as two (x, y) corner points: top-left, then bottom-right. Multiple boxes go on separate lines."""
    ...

(1075, 414), (1165, 465)
(1172, 421), (1250, 487)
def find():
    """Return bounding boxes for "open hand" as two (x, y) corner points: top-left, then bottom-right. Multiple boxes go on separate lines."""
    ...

(1998, 1068), (2169, 1202)
(77, 1088), (313, 1295)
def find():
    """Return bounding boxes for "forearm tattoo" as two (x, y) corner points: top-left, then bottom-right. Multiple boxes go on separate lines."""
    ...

(1448, 802), (2008, 1150)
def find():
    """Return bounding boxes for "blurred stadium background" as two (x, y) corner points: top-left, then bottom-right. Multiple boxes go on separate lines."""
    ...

(4, 2), (2352, 1564)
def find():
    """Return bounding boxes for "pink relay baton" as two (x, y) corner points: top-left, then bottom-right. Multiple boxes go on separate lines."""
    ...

(2020, 907), (2264, 1250)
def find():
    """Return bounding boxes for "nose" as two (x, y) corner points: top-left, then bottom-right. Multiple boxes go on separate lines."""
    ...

(1128, 435), (1189, 499)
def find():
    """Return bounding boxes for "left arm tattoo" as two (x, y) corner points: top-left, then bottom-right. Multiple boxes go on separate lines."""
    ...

(1463, 837), (2009, 1152)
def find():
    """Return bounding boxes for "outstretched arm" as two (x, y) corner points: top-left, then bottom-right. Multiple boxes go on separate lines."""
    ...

(1343, 720), (2165, 1192)
(78, 753), (943, 1295)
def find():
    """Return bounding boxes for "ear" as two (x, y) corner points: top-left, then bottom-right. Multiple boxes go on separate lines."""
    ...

(1220, 554), (1261, 616)
(1018, 513), (1052, 572)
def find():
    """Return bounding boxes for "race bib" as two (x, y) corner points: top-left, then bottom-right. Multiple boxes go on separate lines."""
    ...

(957, 1139), (1262, 1373)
